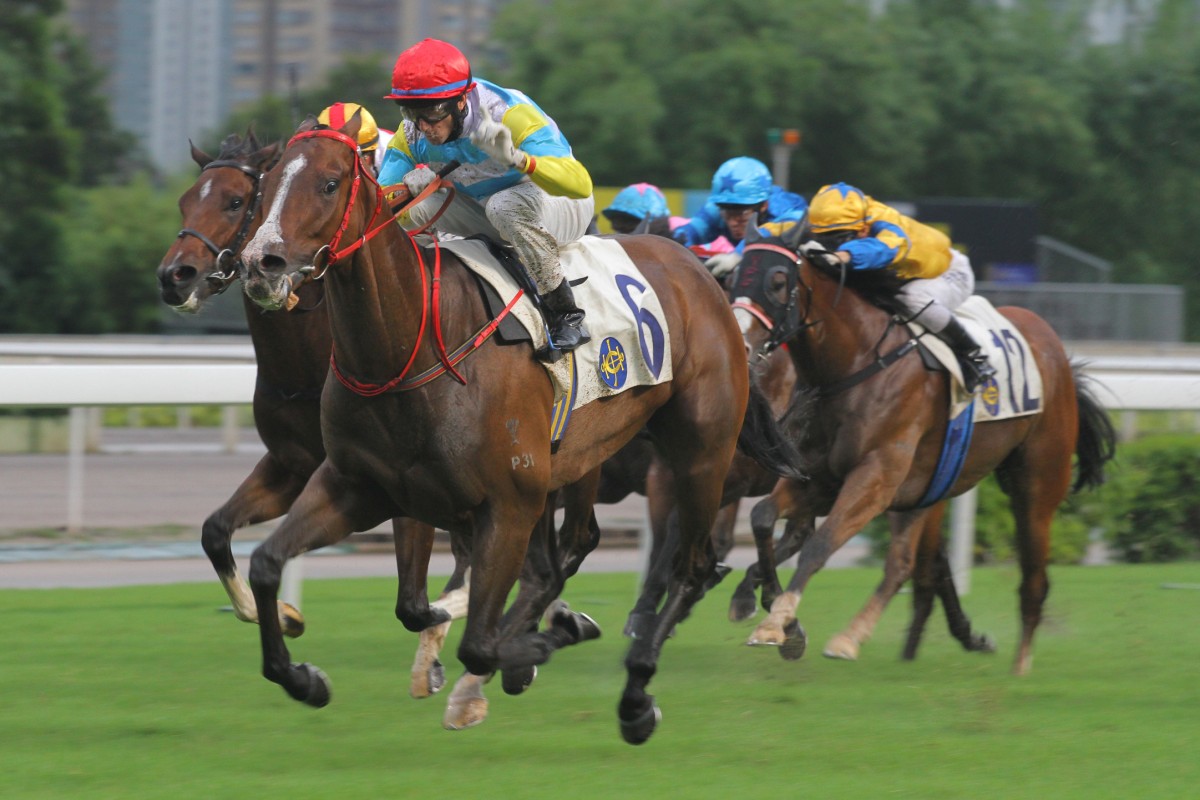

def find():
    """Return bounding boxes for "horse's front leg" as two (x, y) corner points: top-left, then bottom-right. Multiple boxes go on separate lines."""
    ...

(249, 461), (392, 706)
(824, 508), (929, 660)
(749, 454), (908, 660)
(442, 500), (543, 730)
(729, 515), (814, 622)
(201, 453), (309, 636)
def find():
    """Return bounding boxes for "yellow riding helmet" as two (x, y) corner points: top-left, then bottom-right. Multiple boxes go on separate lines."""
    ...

(318, 102), (381, 152)
(807, 182), (870, 234)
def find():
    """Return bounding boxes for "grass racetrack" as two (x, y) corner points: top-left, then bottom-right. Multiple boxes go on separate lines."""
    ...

(1, 564), (1197, 798)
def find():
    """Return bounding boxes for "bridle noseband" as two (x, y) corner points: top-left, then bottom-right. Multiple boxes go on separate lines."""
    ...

(176, 159), (266, 294)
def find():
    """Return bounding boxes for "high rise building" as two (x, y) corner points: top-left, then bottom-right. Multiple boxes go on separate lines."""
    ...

(64, 0), (500, 172)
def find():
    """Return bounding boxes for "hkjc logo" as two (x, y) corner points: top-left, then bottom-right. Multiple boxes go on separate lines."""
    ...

(980, 376), (1001, 416)
(598, 337), (627, 390)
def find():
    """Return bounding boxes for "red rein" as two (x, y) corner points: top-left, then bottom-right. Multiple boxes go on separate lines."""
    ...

(286, 128), (474, 393)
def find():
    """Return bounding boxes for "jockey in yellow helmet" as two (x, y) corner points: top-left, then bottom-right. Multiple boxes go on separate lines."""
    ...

(318, 102), (393, 176)
(802, 182), (997, 393)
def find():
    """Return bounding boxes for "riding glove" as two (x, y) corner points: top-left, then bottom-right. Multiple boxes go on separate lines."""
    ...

(705, 252), (742, 278)
(471, 115), (526, 170)
(402, 165), (438, 197)
(799, 239), (844, 269)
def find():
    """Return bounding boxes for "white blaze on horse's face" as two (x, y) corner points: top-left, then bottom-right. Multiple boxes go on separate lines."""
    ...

(198, 178), (212, 202)
(732, 301), (757, 336)
(242, 153), (308, 267)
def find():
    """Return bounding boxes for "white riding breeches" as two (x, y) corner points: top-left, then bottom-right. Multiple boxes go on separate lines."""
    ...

(404, 180), (594, 294)
(895, 249), (974, 333)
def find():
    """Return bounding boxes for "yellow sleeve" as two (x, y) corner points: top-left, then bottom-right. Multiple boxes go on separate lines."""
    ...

(502, 105), (593, 200)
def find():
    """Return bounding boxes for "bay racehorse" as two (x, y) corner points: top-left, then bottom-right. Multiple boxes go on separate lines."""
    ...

(237, 116), (803, 743)
(154, 131), (469, 690)
(731, 223), (1116, 673)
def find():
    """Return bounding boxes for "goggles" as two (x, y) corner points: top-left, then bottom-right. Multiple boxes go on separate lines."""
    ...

(717, 204), (760, 221)
(396, 98), (457, 126)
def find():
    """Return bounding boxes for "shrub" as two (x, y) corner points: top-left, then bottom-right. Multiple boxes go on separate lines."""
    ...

(1102, 435), (1200, 562)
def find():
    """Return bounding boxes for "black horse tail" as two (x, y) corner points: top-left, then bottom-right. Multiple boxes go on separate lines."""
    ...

(1072, 363), (1118, 493)
(737, 382), (808, 480)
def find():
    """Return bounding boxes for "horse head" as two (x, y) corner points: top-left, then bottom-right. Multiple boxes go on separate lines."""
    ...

(728, 215), (807, 362)
(241, 112), (379, 311)
(155, 128), (280, 310)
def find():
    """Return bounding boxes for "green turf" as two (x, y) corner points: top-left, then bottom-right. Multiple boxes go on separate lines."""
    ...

(1, 564), (1197, 799)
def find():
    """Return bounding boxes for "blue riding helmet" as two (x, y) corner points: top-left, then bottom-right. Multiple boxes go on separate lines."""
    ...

(710, 157), (772, 205)
(603, 183), (670, 221)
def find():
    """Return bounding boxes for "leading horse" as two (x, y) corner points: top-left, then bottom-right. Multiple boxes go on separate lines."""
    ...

(733, 223), (1116, 673)
(154, 131), (467, 689)
(237, 116), (803, 743)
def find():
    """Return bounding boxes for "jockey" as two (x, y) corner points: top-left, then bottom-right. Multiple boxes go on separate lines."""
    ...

(602, 182), (688, 237)
(672, 156), (808, 277)
(318, 102), (392, 176)
(801, 181), (998, 393)
(378, 38), (595, 355)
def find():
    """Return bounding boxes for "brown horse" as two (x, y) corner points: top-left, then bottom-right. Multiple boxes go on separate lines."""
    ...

(154, 131), (466, 689)
(731, 224), (1116, 673)
(237, 117), (802, 743)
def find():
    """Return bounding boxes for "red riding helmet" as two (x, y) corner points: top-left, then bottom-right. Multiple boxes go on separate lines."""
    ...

(385, 38), (476, 102)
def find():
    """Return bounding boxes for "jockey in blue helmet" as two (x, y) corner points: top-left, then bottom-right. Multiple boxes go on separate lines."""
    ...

(672, 157), (807, 252)
(603, 183), (671, 232)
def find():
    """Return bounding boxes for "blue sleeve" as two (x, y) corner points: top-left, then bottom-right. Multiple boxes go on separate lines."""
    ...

(765, 186), (808, 223)
(840, 230), (902, 271)
(674, 202), (725, 246)
(377, 146), (415, 189)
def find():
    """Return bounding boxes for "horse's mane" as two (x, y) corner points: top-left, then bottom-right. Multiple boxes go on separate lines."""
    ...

(803, 248), (911, 318)
(217, 128), (282, 169)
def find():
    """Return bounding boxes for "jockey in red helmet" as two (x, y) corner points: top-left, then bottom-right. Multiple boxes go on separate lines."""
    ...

(380, 38), (595, 356)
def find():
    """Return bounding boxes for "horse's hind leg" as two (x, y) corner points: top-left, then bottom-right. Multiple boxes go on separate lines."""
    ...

(901, 502), (996, 659)
(824, 508), (927, 661)
(1004, 449), (1070, 675)
(624, 458), (675, 638)
(201, 453), (308, 637)
(249, 462), (393, 706)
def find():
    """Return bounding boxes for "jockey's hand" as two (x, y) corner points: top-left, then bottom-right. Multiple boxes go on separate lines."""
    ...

(471, 115), (525, 169)
(402, 165), (438, 197)
(800, 239), (844, 269)
(705, 252), (742, 278)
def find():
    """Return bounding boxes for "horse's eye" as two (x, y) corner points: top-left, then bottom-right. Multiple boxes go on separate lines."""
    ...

(323, 180), (339, 195)
(228, 197), (244, 211)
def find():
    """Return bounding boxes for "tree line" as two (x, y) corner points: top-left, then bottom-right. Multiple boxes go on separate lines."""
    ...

(2, 0), (1198, 338)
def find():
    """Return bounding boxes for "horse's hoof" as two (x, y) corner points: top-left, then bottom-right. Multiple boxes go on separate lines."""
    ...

(619, 702), (661, 746)
(556, 610), (601, 644)
(501, 665), (537, 696)
(623, 612), (655, 640)
(728, 590), (758, 622)
(279, 602), (306, 639)
(746, 621), (785, 647)
(285, 662), (331, 708)
(443, 696), (488, 730)
(410, 658), (446, 699)
(822, 633), (860, 661)
(779, 620), (807, 661)
(974, 634), (997, 654)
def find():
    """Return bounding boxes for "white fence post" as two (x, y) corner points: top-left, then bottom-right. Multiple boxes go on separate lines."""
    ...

(948, 487), (978, 595)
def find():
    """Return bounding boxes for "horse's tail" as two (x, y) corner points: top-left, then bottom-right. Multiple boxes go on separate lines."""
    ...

(737, 382), (808, 480)
(1072, 362), (1118, 493)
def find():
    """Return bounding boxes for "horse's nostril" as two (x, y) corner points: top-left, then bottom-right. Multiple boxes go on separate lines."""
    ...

(260, 254), (287, 272)
(172, 265), (197, 284)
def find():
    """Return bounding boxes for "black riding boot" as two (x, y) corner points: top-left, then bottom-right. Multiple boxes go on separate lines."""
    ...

(541, 279), (590, 354)
(936, 316), (996, 393)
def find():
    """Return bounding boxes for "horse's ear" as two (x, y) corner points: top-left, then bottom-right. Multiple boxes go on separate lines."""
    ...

(782, 214), (807, 251)
(244, 124), (260, 150)
(341, 107), (363, 142)
(252, 141), (282, 171)
(296, 114), (319, 134)
(190, 139), (214, 169)
(631, 216), (650, 235)
(743, 213), (763, 245)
